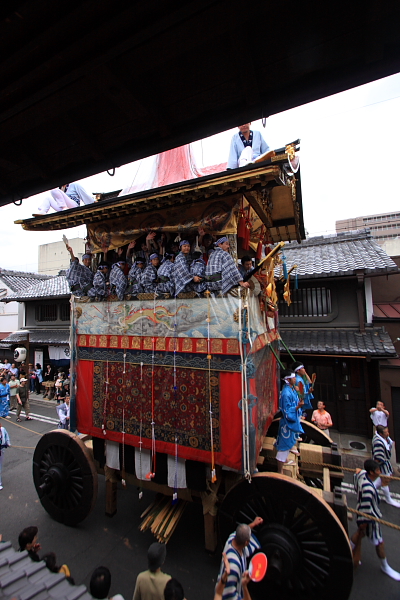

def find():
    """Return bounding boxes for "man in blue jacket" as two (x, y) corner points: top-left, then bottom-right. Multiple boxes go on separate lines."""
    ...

(227, 123), (270, 169)
(275, 369), (304, 473)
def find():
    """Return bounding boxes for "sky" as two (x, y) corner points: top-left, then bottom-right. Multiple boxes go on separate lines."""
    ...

(2, 71), (400, 273)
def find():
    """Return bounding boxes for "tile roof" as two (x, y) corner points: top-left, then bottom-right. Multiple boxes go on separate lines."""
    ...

(2, 276), (70, 301)
(0, 268), (51, 293)
(0, 540), (93, 599)
(373, 302), (400, 319)
(279, 230), (399, 279)
(0, 329), (69, 345)
(280, 328), (397, 357)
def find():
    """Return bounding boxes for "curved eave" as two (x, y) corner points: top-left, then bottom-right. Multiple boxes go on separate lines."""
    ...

(16, 161), (305, 241)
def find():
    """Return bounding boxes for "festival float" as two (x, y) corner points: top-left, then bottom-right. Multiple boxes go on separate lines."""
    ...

(16, 142), (353, 600)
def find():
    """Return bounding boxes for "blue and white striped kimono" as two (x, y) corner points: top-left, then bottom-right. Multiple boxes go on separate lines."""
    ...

(88, 270), (109, 298)
(141, 264), (158, 293)
(190, 257), (206, 294)
(218, 531), (261, 600)
(354, 469), (383, 544)
(205, 248), (242, 295)
(65, 259), (94, 296)
(127, 264), (144, 296)
(173, 253), (193, 296)
(275, 383), (303, 452)
(109, 264), (127, 300)
(156, 260), (175, 295)
(372, 433), (393, 476)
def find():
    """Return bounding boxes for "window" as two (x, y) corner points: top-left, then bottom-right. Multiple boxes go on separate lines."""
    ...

(60, 303), (70, 321)
(35, 304), (57, 322)
(279, 287), (332, 317)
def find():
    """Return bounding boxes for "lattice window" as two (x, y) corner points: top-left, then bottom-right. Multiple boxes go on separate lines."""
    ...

(279, 287), (332, 317)
(35, 304), (57, 322)
(60, 303), (70, 321)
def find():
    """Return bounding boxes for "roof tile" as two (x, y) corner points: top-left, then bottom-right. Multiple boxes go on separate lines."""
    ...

(278, 230), (399, 279)
(280, 328), (397, 357)
(2, 276), (70, 301)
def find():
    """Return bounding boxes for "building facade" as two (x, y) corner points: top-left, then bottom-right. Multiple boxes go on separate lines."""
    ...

(1, 276), (71, 369)
(279, 231), (399, 437)
(336, 211), (400, 246)
(0, 269), (52, 359)
(38, 237), (86, 275)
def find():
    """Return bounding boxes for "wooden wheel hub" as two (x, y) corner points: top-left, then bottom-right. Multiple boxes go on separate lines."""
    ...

(33, 430), (98, 526)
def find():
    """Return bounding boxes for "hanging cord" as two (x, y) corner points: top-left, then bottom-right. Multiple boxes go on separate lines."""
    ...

(102, 298), (111, 434)
(147, 295), (157, 479)
(107, 168), (115, 176)
(121, 407), (126, 487)
(138, 304), (144, 498)
(242, 299), (251, 481)
(172, 297), (179, 503)
(238, 296), (247, 479)
(206, 293), (216, 483)
(121, 302), (127, 487)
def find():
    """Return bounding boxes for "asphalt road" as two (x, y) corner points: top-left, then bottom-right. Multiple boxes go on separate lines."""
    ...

(1, 400), (400, 600)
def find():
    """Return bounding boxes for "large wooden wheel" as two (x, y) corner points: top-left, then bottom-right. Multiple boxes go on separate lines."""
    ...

(267, 417), (333, 447)
(33, 430), (98, 526)
(218, 473), (353, 600)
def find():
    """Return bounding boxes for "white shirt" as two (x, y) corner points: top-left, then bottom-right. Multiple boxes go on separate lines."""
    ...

(370, 409), (388, 427)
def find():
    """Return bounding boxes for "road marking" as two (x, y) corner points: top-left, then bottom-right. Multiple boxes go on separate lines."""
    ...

(16, 412), (59, 425)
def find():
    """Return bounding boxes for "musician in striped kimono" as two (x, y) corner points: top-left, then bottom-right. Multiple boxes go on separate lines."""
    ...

(372, 425), (400, 507)
(351, 459), (400, 580)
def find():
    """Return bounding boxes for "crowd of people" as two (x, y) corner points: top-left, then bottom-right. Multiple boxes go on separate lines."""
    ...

(65, 235), (255, 301)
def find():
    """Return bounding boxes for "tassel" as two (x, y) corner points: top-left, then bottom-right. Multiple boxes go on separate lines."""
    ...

(256, 240), (262, 259)
(242, 220), (251, 250)
(237, 210), (246, 239)
(282, 253), (288, 280)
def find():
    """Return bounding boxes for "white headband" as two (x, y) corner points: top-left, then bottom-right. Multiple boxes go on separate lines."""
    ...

(283, 373), (295, 382)
(294, 364), (304, 372)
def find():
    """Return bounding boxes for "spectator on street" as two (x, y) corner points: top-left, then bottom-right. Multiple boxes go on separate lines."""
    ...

(352, 459), (400, 580)
(372, 425), (400, 507)
(9, 363), (19, 378)
(0, 422), (10, 490)
(133, 542), (171, 600)
(29, 364), (36, 392)
(55, 373), (67, 404)
(8, 373), (20, 411)
(89, 566), (125, 600)
(57, 395), (70, 430)
(164, 579), (185, 600)
(35, 363), (43, 395)
(0, 376), (10, 419)
(217, 518), (263, 600)
(370, 401), (389, 431)
(16, 378), (32, 421)
(311, 401), (333, 436)
(18, 526), (41, 561)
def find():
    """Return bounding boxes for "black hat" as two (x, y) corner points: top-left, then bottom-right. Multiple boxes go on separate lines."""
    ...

(148, 542), (166, 572)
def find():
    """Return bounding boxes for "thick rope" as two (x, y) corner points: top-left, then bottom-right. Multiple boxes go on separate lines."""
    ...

(300, 460), (400, 482)
(347, 507), (400, 532)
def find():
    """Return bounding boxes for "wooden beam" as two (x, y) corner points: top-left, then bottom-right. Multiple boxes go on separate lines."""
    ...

(244, 190), (273, 227)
